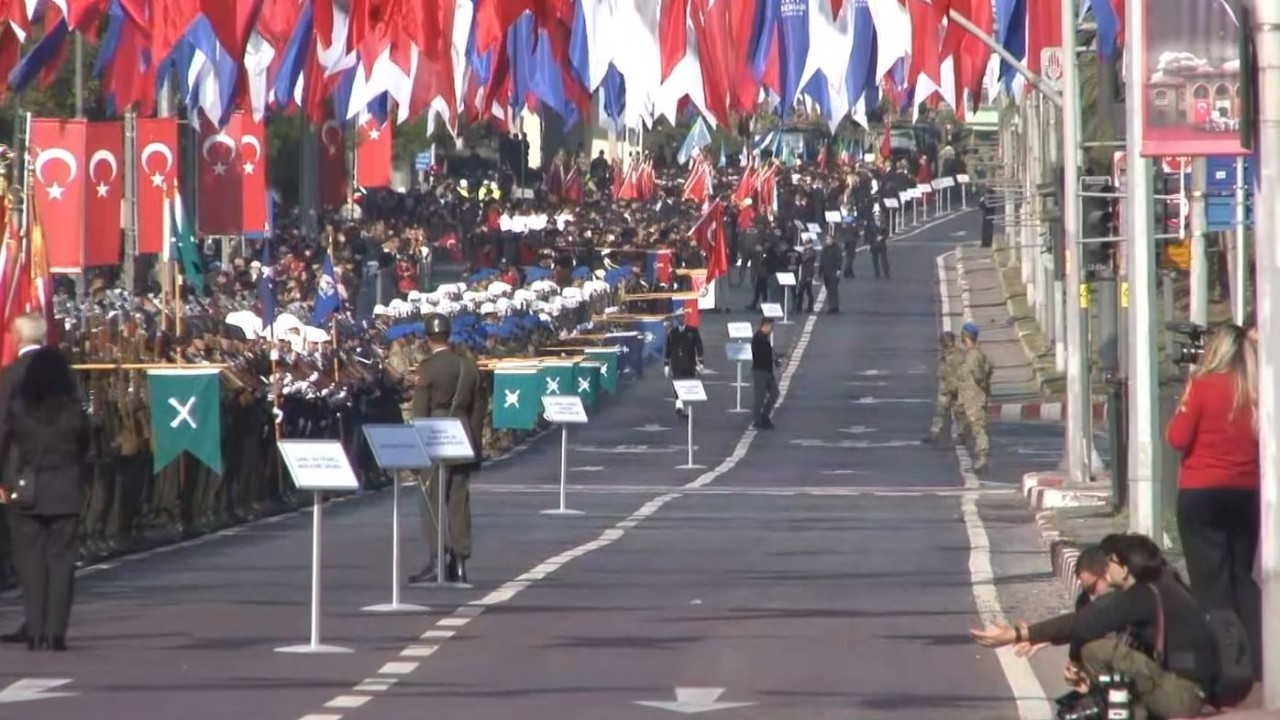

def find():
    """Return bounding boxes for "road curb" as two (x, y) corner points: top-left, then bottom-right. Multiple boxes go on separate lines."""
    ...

(1022, 471), (1109, 511)
(985, 401), (1107, 422)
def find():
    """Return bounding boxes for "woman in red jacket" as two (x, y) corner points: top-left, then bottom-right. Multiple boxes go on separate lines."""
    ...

(1166, 322), (1261, 678)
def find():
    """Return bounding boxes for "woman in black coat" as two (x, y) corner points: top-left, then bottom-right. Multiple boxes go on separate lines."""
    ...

(1, 345), (90, 651)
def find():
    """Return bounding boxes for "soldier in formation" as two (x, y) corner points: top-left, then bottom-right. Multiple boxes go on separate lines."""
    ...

(956, 322), (993, 471)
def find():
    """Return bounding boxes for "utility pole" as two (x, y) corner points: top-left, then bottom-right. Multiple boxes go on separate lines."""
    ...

(1060, 0), (1093, 485)
(1123, 0), (1162, 541)
(122, 112), (137, 291)
(1232, 157), (1248, 324)
(73, 31), (86, 301)
(1253, 0), (1280, 706)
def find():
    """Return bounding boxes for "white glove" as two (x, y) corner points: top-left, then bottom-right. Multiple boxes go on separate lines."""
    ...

(663, 365), (671, 378)
(696, 362), (704, 376)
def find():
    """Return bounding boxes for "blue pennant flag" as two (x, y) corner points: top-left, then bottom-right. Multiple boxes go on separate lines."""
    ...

(846, 0), (877, 110)
(996, 0), (1027, 90)
(602, 63), (626, 123)
(257, 239), (276, 330)
(9, 20), (69, 92)
(310, 254), (341, 326)
(778, 0), (810, 117)
(639, 319), (668, 365)
(272, 2), (314, 107)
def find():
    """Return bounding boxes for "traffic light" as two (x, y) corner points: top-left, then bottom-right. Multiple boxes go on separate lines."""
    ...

(1152, 172), (1181, 237)
(1081, 179), (1117, 274)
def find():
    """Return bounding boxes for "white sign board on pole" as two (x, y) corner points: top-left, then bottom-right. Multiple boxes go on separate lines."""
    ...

(542, 395), (589, 424)
(672, 379), (708, 403)
(725, 342), (753, 362)
(957, 174), (972, 184)
(898, 192), (910, 204)
(824, 211), (842, 223)
(760, 303), (784, 319)
(775, 272), (797, 286)
(727, 321), (754, 339)
(884, 198), (900, 209)
(412, 417), (476, 463)
(806, 223), (823, 234)
(930, 179), (943, 190)
(278, 440), (360, 491)
(362, 424), (430, 469)
(916, 183), (932, 194)
(938, 177), (957, 188)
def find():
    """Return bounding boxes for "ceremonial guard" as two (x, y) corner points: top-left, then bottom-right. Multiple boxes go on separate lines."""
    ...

(664, 313), (704, 419)
(956, 322), (993, 471)
(818, 235), (842, 314)
(411, 314), (487, 583)
(924, 331), (964, 444)
(868, 205), (890, 279)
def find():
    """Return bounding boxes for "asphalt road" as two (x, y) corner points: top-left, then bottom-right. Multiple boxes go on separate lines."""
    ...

(0, 207), (1070, 720)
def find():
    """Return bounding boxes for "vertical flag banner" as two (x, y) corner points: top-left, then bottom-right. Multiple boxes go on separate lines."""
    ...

(492, 368), (541, 430)
(355, 115), (392, 188)
(1139, 0), (1247, 156)
(84, 121), (124, 267)
(235, 111), (270, 234)
(574, 361), (601, 408)
(585, 348), (621, 394)
(196, 115), (244, 234)
(28, 118), (87, 273)
(135, 117), (179, 254)
(317, 117), (348, 207)
(539, 361), (577, 397)
(147, 368), (224, 474)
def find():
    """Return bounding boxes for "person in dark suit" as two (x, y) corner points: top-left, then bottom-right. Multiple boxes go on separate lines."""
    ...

(0, 313), (89, 651)
(408, 313), (486, 585)
(664, 313), (704, 419)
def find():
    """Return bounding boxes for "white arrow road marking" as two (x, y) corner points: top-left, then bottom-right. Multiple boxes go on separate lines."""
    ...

(633, 424), (672, 432)
(851, 397), (931, 405)
(635, 688), (757, 714)
(0, 679), (77, 704)
(837, 425), (877, 434)
(791, 439), (922, 449)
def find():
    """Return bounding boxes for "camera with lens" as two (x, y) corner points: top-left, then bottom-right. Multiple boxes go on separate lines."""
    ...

(1054, 672), (1135, 720)
(1166, 322), (1208, 367)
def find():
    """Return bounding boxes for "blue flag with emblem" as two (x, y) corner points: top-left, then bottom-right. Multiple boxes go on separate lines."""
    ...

(310, 254), (341, 325)
(639, 319), (667, 364)
(610, 332), (644, 376)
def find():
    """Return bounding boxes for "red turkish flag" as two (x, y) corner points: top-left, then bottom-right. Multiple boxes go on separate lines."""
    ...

(84, 121), (124, 267)
(906, 0), (942, 87)
(318, 117), (349, 207)
(28, 118), (87, 273)
(196, 115), (243, 235)
(233, 112), (270, 234)
(658, 0), (689, 82)
(691, 0), (732, 127)
(1026, 0), (1061, 76)
(135, 117), (179, 254)
(355, 116), (392, 188)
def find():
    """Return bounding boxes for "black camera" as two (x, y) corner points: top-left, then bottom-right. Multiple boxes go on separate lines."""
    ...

(1054, 672), (1134, 720)
(1166, 322), (1208, 366)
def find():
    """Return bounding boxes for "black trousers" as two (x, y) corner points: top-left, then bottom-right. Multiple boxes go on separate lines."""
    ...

(752, 370), (778, 425)
(870, 243), (890, 277)
(750, 276), (769, 307)
(823, 275), (839, 311)
(1176, 487), (1262, 679)
(792, 281), (815, 311)
(9, 512), (78, 638)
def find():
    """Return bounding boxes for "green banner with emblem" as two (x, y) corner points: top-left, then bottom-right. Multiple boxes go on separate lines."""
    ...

(539, 361), (576, 397)
(574, 361), (601, 408)
(584, 348), (620, 394)
(147, 368), (223, 474)
(492, 369), (541, 430)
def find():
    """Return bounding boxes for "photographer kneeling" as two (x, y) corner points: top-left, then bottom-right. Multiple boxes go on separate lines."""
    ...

(1071, 534), (1217, 719)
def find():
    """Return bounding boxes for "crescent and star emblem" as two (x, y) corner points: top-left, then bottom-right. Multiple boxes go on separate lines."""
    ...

(34, 147), (79, 201)
(140, 142), (174, 189)
(88, 149), (119, 199)
(240, 134), (262, 175)
(320, 120), (341, 156)
(201, 133), (237, 176)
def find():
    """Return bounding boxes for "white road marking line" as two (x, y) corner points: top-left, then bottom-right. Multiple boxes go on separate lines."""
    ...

(297, 210), (973, 720)
(298, 714), (343, 720)
(400, 646), (439, 658)
(324, 696), (371, 709)
(938, 249), (1053, 720)
(420, 629), (455, 639)
(436, 617), (470, 628)
(353, 679), (396, 693)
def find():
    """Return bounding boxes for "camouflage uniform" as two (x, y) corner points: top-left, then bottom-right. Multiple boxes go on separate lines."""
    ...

(956, 344), (994, 468)
(386, 339), (424, 422)
(928, 345), (966, 440)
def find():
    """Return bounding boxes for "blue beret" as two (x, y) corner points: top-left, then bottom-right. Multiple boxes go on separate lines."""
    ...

(962, 322), (980, 338)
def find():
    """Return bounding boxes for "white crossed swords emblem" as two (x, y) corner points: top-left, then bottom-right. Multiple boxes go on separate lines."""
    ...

(577, 377), (591, 393)
(168, 396), (197, 429)
(545, 377), (561, 394)
(504, 389), (520, 407)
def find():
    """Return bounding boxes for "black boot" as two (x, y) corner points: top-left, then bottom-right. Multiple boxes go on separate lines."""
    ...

(446, 553), (467, 583)
(408, 560), (437, 585)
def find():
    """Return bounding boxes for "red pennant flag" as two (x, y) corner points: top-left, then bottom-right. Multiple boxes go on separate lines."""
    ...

(659, 0), (690, 81)
(28, 118), (87, 273)
(233, 112), (270, 234)
(355, 115), (392, 188)
(135, 117), (179, 254)
(1026, 0), (1062, 76)
(200, 0), (266, 64)
(84, 121), (124, 267)
(906, 0), (943, 87)
(196, 115), (244, 235)
(318, 117), (349, 207)
(690, 200), (729, 282)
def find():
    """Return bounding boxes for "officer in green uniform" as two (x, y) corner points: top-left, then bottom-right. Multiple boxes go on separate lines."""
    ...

(956, 322), (993, 471)
(924, 331), (964, 444)
(410, 314), (487, 584)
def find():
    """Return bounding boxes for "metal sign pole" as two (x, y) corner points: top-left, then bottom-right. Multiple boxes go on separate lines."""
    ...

(363, 477), (430, 613)
(542, 424), (584, 515)
(274, 492), (353, 654)
(731, 361), (748, 413)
